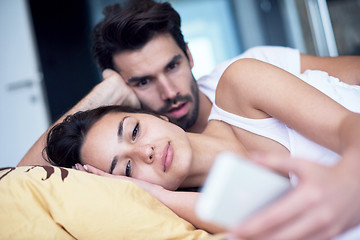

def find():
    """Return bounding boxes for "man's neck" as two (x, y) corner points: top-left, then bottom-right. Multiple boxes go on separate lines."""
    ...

(186, 91), (212, 133)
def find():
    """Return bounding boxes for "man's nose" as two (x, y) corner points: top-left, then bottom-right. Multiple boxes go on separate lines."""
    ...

(158, 76), (179, 100)
(134, 144), (155, 164)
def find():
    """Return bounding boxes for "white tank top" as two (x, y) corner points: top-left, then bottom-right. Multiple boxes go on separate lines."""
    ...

(208, 70), (360, 167)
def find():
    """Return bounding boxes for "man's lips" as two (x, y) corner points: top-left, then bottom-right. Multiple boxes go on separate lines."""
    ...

(161, 142), (173, 172)
(167, 102), (188, 118)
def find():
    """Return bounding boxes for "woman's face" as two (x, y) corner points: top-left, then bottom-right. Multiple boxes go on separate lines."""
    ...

(80, 112), (193, 190)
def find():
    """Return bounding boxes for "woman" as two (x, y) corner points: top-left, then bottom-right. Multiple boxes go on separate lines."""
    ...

(45, 59), (360, 239)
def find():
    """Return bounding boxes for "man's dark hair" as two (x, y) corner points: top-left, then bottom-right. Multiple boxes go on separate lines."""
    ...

(92, 0), (188, 70)
(44, 105), (163, 168)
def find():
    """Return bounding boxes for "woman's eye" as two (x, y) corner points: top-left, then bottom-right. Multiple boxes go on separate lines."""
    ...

(132, 123), (139, 141)
(125, 160), (132, 177)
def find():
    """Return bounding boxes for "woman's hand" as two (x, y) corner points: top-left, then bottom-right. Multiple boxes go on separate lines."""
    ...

(74, 163), (165, 200)
(230, 154), (360, 240)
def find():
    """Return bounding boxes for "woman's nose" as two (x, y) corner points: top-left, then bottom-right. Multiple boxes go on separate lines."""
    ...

(135, 144), (154, 164)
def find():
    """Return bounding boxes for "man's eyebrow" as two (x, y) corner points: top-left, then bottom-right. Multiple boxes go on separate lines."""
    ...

(117, 116), (129, 139)
(165, 54), (182, 69)
(127, 75), (150, 84)
(127, 55), (183, 84)
(109, 156), (118, 174)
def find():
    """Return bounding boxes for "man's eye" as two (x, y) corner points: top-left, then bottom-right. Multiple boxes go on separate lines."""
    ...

(132, 123), (139, 141)
(125, 160), (132, 177)
(167, 62), (178, 70)
(137, 79), (149, 87)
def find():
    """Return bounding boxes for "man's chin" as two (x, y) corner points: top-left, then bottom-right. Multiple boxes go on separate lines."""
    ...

(170, 121), (187, 130)
(169, 114), (196, 130)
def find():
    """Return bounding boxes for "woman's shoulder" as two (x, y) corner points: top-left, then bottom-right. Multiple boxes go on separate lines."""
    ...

(215, 59), (271, 119)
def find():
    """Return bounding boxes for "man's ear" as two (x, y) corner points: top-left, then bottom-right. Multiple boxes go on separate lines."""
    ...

(185, 42), (194, 69)
(160, 115), (169, 121)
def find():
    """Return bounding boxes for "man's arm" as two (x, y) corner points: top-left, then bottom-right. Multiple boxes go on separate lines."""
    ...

(301, 54), (360, 85)
(17, 69), (140, 166)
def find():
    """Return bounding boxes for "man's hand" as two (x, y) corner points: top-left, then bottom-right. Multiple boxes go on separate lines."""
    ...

(230, 154), (360, 240)
(100, 69), (140, 108)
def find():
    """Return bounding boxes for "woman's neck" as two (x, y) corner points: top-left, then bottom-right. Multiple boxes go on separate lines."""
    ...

(181, 121), (248, 188)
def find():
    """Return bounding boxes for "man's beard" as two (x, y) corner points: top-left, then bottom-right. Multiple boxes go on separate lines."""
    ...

(142, 78), (200, 130)
(167, 80), (199, 130)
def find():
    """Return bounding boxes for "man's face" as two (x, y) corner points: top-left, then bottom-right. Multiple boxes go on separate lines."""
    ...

(112, 33), (199, 130)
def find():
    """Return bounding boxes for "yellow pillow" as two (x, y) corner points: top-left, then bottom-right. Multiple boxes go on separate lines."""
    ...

(0, 166), (212, 239)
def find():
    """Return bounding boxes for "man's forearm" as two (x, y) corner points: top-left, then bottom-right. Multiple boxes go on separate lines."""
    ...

(301, 54), (360, 85)
(18, 70), (140, 166)
(17, 88), (110, 166)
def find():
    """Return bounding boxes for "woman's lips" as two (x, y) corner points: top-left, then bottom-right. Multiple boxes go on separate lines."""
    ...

(167, 102), (188, 118)
(162, 142), (173, 172)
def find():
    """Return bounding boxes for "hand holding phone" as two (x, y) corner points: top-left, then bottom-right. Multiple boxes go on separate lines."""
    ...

(196, 152), (291, 228)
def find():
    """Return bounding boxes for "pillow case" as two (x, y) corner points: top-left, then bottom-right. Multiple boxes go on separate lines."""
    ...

(0, 166), (212, 239)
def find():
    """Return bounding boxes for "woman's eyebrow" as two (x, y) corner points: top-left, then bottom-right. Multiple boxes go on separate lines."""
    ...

(110, 156), (118, 174)
(118, 116), (129, 140)
(111, 116), (129, 174)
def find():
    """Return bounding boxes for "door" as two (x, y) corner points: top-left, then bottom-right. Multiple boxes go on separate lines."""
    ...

(0, 0), (50, 167)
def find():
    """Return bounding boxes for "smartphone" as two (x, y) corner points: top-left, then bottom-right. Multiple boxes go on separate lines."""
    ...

(196, 152), (291, 228)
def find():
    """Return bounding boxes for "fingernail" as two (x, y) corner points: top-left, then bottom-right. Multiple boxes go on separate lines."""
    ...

(83, 165), (88, 171)
(75, 164), (79, 170)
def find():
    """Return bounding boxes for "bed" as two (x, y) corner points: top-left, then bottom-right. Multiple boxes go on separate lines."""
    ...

(0, 165), (225, 239)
